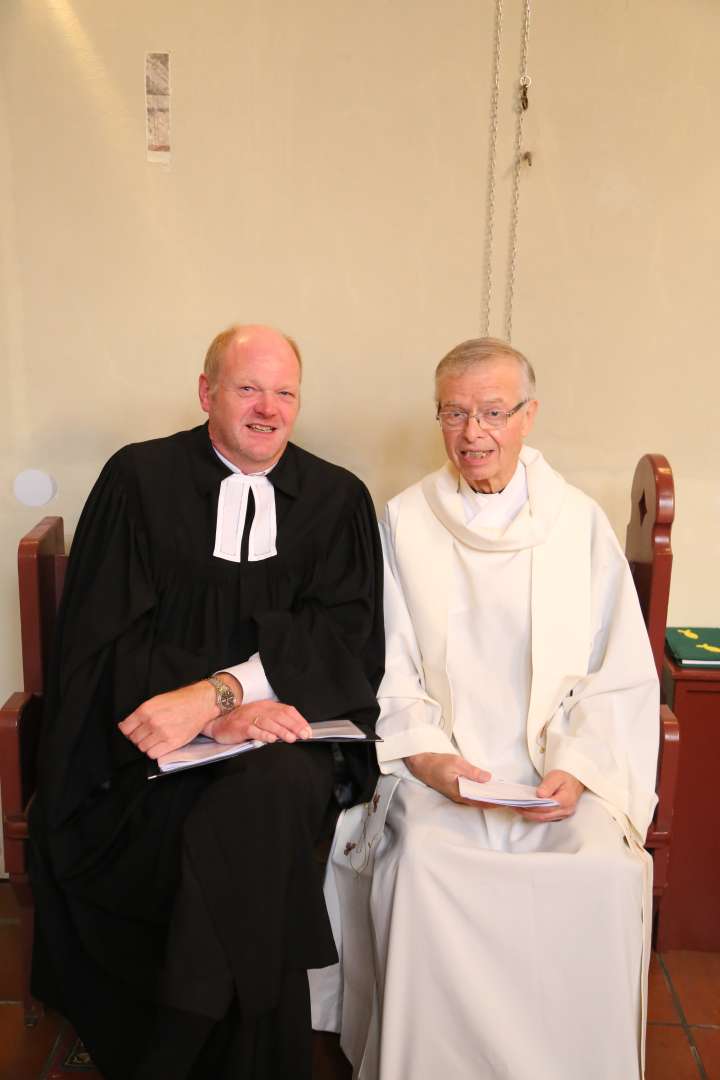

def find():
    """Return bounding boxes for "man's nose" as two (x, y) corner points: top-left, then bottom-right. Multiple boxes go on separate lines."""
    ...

(253, 391), (276, 415)
(463, 414), (487, 436)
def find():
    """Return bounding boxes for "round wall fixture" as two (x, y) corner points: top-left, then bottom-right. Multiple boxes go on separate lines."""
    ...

(13, 469), (58, 507)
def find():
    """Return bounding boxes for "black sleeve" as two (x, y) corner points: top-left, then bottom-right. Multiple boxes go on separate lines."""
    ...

(37, 453), (156, 826)
(257, 481), (384, 723)
(256, 482), (384, 801)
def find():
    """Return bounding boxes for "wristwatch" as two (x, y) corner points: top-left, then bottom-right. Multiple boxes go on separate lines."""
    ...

(206, 675), (237, 713)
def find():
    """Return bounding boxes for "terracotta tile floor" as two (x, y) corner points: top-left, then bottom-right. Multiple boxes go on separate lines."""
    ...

(1, 882), (718, 1078)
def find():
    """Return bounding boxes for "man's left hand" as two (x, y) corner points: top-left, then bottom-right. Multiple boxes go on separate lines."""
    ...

(118, 682), (217, 759)
(517, 769), (585, 822)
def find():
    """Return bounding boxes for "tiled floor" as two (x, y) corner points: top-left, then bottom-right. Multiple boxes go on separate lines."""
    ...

(1, 881), (718, 1078)
(647, 950), (720, 1079)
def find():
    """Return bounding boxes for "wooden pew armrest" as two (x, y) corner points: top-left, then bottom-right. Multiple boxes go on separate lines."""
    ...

(650, 703), (680, 841)
(1, 691), (34, 814)
(1, 691), (43, 876)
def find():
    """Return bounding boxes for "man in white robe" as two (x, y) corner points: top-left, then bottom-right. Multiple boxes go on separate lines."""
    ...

(324, 338), (659, 1080)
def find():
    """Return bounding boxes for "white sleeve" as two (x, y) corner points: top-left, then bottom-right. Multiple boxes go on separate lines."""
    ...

(217, 653), (278, 704)
(376, 509), (456, 779)
(543, 509), (659, 840)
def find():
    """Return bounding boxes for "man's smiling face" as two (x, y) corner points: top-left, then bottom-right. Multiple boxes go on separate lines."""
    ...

(437, 356), (537, 493)
(199, 328), (301, 473)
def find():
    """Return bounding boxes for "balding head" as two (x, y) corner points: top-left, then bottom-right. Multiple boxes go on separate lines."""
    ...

(204, 324), (302, 391)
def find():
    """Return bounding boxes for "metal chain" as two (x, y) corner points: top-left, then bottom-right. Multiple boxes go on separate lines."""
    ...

(504, 0), (532, 343)
(481, 0), (503, 338)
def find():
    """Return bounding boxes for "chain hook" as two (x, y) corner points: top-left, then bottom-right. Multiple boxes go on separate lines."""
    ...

(519, 74), (531, 111)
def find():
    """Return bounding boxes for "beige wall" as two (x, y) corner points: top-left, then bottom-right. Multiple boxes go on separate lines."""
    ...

(1, 0), (719, 724)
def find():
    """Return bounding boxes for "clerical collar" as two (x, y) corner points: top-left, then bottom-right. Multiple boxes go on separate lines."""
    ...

(186, 424), (299, 502)
(211, 445), (278, 562)
(211, 446), (276, 478)
(459, 461), (528, 528)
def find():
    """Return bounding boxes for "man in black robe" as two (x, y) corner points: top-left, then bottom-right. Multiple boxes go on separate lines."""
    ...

(29, 324), (384, 1079)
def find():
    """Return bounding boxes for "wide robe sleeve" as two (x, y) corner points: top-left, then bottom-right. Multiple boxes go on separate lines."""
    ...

(542, 508), (660, 841)
(255, 475), (385, 801)
(374, 509), (457, 777)
(253, 468), (386, 807)
(37, 451), (157, 827)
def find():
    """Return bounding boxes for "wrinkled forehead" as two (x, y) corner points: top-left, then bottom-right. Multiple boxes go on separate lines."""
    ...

(437, 356), (525, 403)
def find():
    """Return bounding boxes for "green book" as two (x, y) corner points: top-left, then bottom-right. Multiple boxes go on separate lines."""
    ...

(666, 627), (720, 667)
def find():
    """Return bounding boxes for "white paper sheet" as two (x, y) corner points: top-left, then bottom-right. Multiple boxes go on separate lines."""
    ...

(152, 718), (370, 776)
(458, 776), (559, 807)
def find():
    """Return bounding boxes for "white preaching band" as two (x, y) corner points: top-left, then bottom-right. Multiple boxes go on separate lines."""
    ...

(211, 447), (279, 703)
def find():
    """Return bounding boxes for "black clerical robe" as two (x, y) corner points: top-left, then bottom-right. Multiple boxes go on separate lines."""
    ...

(29, 423), (384, 1079)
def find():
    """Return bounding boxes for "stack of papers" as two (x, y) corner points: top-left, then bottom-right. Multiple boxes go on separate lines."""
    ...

(155, 735), (264, 773)
(150, 718), (371, 778)
(458, 776), (559, 808)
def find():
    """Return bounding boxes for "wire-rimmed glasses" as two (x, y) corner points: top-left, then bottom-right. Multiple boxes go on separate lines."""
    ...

(436, 400), (529, 431)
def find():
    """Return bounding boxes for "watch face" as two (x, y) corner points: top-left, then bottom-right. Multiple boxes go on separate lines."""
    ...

(209, 676), (235, 712)
(218, 686), (235, 712)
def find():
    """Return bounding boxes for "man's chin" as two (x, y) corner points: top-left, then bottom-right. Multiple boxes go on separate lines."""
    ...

(223, 437), (289, 472)
(246, 443), (286, 468)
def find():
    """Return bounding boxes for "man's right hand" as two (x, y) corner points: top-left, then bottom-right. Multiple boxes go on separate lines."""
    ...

(404, 752), (492, 805)
(119, 681), (221, 760)
(205, 700), (312, 745)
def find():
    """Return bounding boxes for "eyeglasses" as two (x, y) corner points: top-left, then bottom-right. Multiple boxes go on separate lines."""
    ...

(436, 400), (529, 431)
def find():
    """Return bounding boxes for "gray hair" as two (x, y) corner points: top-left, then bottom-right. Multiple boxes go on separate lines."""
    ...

(435, 337), (536, 400)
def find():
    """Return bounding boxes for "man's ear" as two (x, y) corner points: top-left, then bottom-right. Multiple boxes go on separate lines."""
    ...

(198, 373), (211, 414)
(521, 398), (539, 436)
